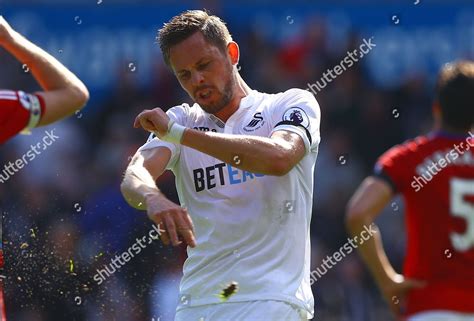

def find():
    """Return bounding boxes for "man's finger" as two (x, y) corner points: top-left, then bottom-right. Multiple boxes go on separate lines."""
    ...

(134, 110), (149, 128)
(144, 119), (159, 133)
(145, 114), (161, 130)
(137, 116), (161, 134)
(148, 213), (170, 245)
(151, 218), (170, 245)
(407, 279), (427, 288)
(160, 229), (171, 246)
(179, 228), (196, 248)
(175, 212), (196, 247)
(182, 208), (195, 233)
(400, 279), (427, 294)
(163, 213), (181, 246)
(133, 116), (140, 128)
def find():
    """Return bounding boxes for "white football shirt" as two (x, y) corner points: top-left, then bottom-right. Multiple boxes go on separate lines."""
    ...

(139, 88), (321, 319)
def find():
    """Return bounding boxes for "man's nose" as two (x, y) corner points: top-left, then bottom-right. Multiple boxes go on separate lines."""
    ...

(191, 71), (205, 86)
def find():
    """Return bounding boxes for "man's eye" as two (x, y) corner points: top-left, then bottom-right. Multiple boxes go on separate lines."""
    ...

(198, 62), (210, 70)
(179, 72), (190, 80)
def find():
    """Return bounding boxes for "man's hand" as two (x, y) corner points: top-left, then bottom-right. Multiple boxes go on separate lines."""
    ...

(0, 16), (15, 46)
(145, 193), (196, 248)
(377, 273), (426, 317)
(134, 108), (170, 137)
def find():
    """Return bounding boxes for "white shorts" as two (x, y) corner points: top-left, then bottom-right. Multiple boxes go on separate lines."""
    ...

(408, 311), (474, 321)
(175, 300), (307, 321)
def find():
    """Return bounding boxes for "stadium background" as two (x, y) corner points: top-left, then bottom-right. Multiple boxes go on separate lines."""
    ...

(0, 0), (473, 320)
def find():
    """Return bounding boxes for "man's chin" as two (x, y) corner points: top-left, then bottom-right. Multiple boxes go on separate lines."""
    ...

(196, 99), (224, 114)
(200, 104), (223, 115)
(194, 92), (232, 114)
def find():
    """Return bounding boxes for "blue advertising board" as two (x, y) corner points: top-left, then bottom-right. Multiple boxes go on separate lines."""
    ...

(2, 2), (473, 92)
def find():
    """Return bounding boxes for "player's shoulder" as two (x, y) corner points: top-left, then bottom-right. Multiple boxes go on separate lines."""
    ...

(380, 135), (430, 162)
(274, 88), (317, 102)
(266, 88), (320, 112)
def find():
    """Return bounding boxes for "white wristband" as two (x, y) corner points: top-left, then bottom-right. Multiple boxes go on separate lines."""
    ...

(159, 120), (186, 144)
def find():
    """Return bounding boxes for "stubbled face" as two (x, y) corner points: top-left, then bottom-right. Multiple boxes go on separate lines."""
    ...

(169, 31), (236, 114)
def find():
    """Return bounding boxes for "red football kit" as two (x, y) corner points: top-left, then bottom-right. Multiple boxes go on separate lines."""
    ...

(0, 90), (45, 144)
(0, 89), (46, 319)
(375, 131), (474, 317)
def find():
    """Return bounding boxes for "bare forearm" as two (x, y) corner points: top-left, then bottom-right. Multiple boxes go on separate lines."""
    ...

(121, 166), (162, 210)
(347, 218), (397, 284)
(4, 30), (87, 93)
(181, 129), (293, 175)
(345, 177), (398, 284)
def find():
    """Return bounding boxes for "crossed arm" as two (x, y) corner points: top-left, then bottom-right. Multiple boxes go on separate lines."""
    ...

(121, 108), (306, 248)
(181, 128), (305, 175)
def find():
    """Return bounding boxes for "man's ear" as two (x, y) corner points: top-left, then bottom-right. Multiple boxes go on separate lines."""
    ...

(227, 41), (240, 65)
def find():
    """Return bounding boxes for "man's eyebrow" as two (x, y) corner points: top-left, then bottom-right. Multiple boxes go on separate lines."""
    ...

(176, 58), (209, 74)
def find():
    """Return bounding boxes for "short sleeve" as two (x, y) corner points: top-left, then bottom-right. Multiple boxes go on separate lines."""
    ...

(270, 88), (321, 154)
(0, 90), (44, 144)
(137, 104), (188, 171)
(374, 145), (411, 193)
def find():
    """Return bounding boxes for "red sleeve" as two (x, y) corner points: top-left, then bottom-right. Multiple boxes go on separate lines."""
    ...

(374, 143), (413, 193)
(0, 90), (45, 144)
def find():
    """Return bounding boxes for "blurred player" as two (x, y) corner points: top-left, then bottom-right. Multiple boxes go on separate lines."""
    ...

(0, 15), (89, 320)
(121, 10), (321, 321)
(346, 61), (474, 321)
(0, 218), (3, 321)
(0, 15), (89, 144)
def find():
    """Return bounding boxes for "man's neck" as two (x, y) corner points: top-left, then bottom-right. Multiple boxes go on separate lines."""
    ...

(213, 75), (252, 123)
(435, 122), (472, 136)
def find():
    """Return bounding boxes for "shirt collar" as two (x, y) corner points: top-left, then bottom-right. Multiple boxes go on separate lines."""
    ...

(239, 90), (257, 109)
(205, 90), (258, 127)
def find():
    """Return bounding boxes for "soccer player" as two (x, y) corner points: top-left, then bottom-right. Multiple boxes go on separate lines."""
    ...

(346, 61), (474, 321)
(0, 15), (89, 320)
(121, 10), (321, 321)
(0, 15), (89, 144)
